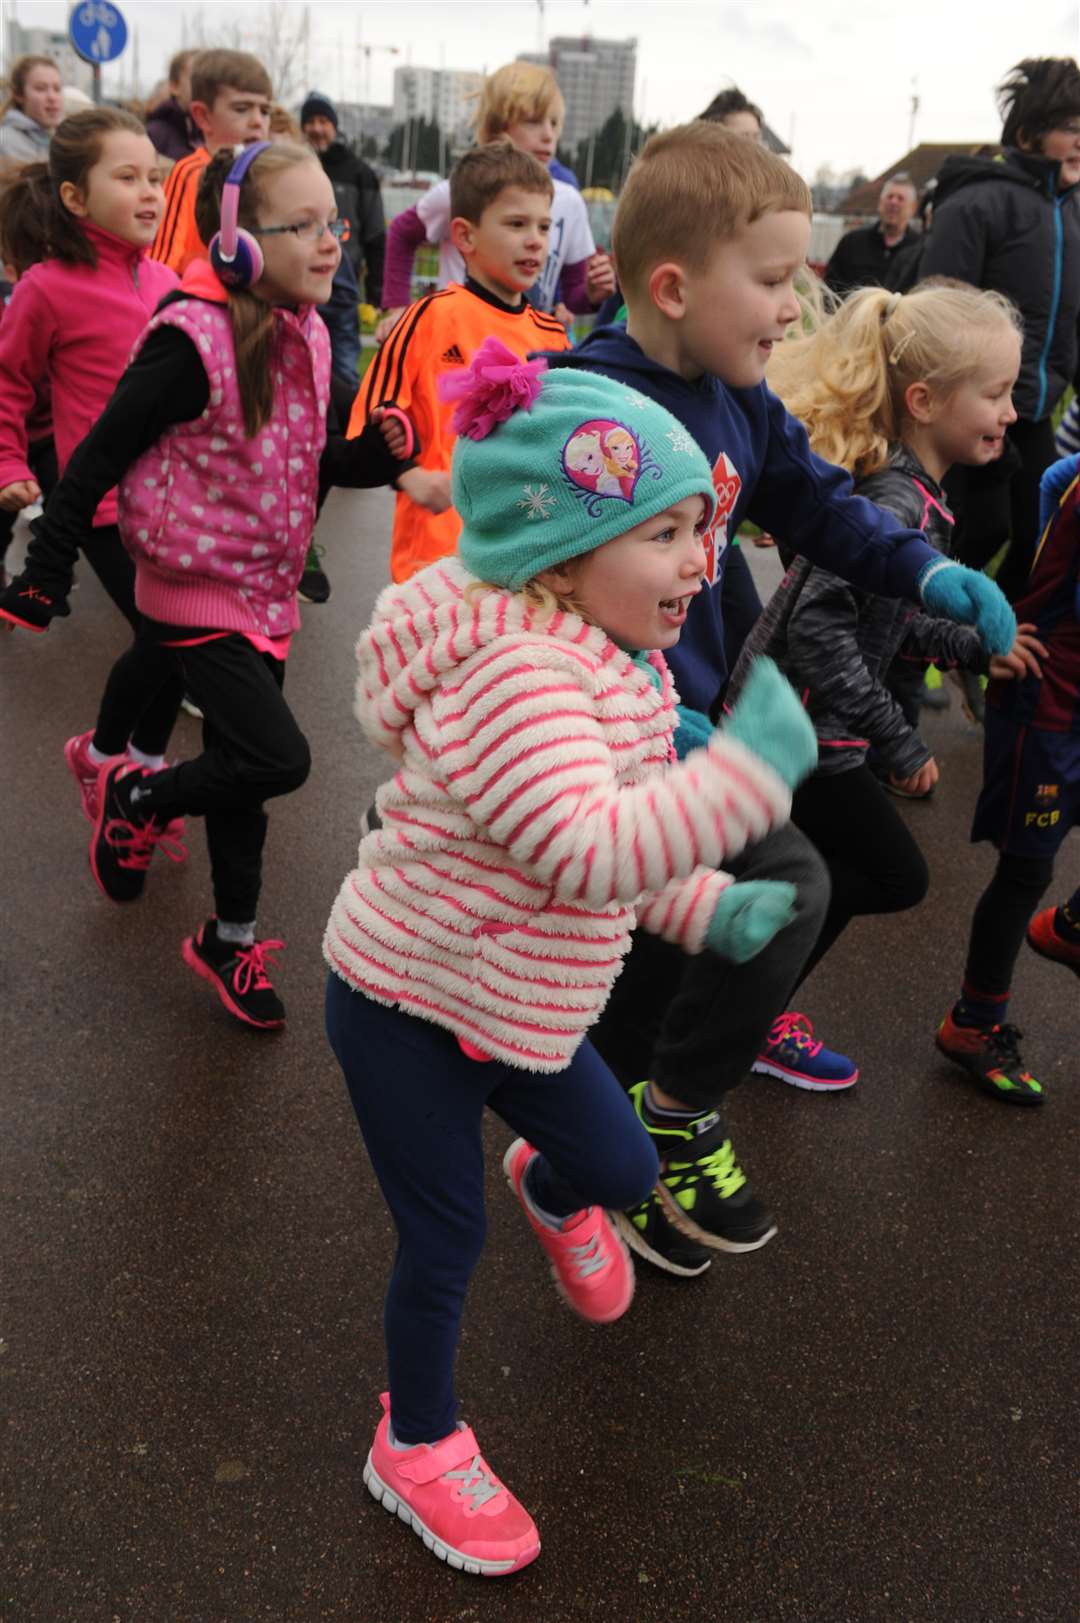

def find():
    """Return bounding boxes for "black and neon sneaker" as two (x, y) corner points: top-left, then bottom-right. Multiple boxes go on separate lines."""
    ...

(613, 1194), (711, 1278)
(181, 919), (286, 1030)
(298, 542), (330, 604)
(935, 1010), (1043, 1105)
(628, 1081), (777, 1253)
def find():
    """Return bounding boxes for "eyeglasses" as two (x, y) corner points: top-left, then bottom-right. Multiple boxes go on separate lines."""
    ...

(1054, 121), (1080, 138)
(252, 219), (347, 242)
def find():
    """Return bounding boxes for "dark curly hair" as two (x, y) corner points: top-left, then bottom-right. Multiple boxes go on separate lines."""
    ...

(998, 57), (1080, 150)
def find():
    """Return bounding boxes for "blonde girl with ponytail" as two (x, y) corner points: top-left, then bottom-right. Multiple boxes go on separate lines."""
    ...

(727, 279), (1044, 1006)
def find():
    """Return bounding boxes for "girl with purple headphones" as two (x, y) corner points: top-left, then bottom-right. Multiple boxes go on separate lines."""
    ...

(0, 140), (415, 1028)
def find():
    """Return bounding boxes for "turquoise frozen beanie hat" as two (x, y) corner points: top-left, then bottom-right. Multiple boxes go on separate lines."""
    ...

(442, 338), (718, 591)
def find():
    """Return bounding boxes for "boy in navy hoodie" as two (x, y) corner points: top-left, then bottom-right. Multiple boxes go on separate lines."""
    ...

(544, 122), (1017, 1276)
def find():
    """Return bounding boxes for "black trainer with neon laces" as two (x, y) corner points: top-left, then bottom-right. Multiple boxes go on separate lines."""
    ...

(628, 1081), (777, 1253)
(935, 1010), (1044, 1106)
(298, 542), (330, 604)
(182, 919), (286, 1030)
(613, 1194), (712, 1278)
(89, 761), (186, 902)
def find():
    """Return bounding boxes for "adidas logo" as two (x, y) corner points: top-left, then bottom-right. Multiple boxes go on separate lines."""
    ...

(441, 344), (466, 365)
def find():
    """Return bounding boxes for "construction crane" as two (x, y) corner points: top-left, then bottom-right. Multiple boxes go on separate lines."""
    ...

(358, 40), (400, 105)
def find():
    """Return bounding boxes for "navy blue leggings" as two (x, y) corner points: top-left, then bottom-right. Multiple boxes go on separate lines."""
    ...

(324, 973), (658, 1445)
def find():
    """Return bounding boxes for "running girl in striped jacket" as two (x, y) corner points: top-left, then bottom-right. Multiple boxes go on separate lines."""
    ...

(322, 341), (818, 1578)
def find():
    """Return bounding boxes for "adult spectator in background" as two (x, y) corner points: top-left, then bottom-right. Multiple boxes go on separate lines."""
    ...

(146, 50), (198, 164)
(300, 91), (385, 315)
(823, 174), (919, 296)
(699, 86), (764, 143)
(0, 56), (63, 162)
(922, 56), (1080, 600)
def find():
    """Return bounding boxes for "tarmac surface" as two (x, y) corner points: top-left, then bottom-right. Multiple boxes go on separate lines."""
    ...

(2, 495), (1078, 1623)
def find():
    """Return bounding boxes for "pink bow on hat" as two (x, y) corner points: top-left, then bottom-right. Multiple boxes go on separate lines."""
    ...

(438, 336), (548, 441)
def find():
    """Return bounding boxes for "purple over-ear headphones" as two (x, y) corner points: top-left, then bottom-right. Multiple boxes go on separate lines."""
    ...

(208, 141), (272, 289)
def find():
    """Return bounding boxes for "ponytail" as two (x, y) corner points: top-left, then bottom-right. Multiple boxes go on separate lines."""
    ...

(195, 142), (322, 438)
(768, 281), (1023, 478)
(0, 161), (51, 276)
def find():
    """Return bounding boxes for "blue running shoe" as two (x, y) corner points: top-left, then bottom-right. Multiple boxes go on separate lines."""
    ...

(751, 1011), (858, 1092)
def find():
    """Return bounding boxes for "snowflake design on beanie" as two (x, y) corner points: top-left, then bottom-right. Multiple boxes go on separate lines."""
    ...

(665, 426), (697, 455)
(517, 483), (557, 520)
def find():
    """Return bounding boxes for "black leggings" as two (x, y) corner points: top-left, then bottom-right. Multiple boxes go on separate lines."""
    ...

(130, 630), (311, 922)
(791, 762), (930, 985)
(962, 850), (1055, 999)
(74, 524), (184, 759)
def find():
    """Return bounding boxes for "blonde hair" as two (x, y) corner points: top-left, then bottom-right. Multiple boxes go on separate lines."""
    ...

(614, 121), (811, 299)
(466, 570), (593, 628)
(766, 280), (1023, 479)
(474, 62), (565, 144)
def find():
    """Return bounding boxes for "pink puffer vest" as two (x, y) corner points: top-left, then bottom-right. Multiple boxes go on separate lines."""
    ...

(119, 273), (331, 636)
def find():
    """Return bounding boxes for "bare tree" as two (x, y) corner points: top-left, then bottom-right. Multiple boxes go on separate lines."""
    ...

(181, 2), (311, 107)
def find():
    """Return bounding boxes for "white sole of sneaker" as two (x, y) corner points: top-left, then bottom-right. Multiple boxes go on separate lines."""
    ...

(362, 1454), (540, 1576)
(611, 1209), (711, 1278)
(652, 1181), (779, 1253)
(750, 1059), (859, 1091)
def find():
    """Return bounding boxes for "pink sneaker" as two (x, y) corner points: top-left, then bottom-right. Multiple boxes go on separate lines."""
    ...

(64, 730), (118, 824)
(502, 1138), (635, 1324)
(364, 1393), (540, 1576)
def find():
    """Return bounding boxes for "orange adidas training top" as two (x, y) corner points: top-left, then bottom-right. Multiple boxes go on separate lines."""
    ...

(350, 282), (570, 582)
(151, 146), (211, 275)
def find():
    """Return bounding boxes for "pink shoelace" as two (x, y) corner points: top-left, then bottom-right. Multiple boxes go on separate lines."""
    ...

(228, 939), (284, 995)
(104, 814), (187, 872)
(766, 1011), (822, 1057)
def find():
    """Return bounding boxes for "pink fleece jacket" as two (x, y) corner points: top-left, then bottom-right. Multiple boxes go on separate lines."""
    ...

(0, 222), (177, 526)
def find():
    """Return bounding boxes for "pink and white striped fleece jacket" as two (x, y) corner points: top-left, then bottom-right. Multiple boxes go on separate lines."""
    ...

(323, 557), (792, 1072)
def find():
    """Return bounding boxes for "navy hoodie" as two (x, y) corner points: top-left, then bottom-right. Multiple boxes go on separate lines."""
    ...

(544, 326), (937, 713)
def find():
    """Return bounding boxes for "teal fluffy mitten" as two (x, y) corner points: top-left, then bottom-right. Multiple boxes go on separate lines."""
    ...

(724, 657), (817, 789)
(705, 879), (798, 962)
(917, 559), (1015, 655)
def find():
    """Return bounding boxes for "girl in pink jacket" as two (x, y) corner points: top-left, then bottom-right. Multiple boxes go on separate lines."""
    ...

(0, 108), (182, 787)
(1, 142), (413, 1030)
(322, 341), (817, 1578)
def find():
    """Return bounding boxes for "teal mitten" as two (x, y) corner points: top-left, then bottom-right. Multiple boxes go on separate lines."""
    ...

(673, 704), (714, 759)
(724, 657), (817, 790)
(705, 879), (797, 962)
(917, 559), (1015, 655)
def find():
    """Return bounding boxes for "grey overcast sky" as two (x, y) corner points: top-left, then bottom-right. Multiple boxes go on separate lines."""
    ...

(7, 0), (1079, 180)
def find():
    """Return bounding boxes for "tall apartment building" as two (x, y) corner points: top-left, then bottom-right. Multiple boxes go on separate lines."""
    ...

(520, 36), (636, 151)
(392, 66), (483, 143)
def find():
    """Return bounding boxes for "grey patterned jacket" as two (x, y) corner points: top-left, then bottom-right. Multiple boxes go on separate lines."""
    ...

(729, 446), (988, 779)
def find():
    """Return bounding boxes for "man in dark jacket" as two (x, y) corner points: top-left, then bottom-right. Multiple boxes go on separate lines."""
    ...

(146, 50), (198, 164)
(300, 91), (385, 311)
(922, 56), (1080, 599)
(824, 173), (920, 296)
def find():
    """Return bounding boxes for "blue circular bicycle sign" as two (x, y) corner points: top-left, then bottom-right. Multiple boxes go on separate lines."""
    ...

(69, 1), (128, 64)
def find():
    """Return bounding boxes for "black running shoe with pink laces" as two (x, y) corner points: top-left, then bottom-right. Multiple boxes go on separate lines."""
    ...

(89, 761), (186, 902)
(182, 919), (286, 1030)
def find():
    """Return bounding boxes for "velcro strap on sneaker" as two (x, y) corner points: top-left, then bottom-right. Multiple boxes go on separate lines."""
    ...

(395, 1425), (481, 1485)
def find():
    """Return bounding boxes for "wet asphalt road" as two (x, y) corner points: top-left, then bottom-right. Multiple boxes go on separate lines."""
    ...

(2, 495), (1078, 1622)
